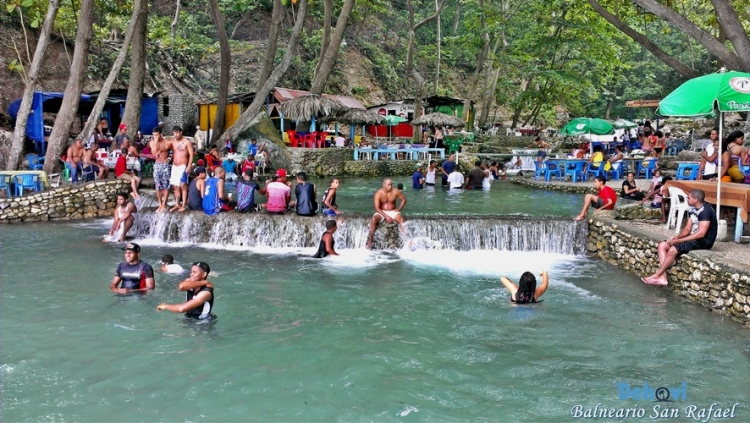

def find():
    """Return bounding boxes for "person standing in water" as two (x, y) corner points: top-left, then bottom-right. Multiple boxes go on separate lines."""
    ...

(157, 261), (215, 320)
(313, 220), (339, 258)
(110, 243), (155, 294)
(500, 271), (549, 303)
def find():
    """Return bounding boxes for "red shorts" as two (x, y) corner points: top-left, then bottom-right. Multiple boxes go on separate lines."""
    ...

(221, 203), (234, 211)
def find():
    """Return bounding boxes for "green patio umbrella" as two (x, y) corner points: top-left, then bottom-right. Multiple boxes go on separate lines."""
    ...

(657, 68), (750, 229)
(383, 114), (408, 139)
(559, 118), (614, 137)
(613, 119), (638, 129)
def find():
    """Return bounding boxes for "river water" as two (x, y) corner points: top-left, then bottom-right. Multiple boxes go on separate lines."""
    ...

(1, 180), (748, 421)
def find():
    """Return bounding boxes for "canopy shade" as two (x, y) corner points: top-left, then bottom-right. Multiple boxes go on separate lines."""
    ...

(410, 112), (464, 128)
(612, 119), (638, 129)
(383, 114), (408, 126)
(559, 117), (614, 136)
(658, 70), (750, 117)
(278, 94), (348, 121)
(319, 109), (385, 125)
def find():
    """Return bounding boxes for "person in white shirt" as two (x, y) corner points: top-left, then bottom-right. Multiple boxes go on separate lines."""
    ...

(334, 135), (346, 147)
(160, 254), (185, 274)
(447, 166), (464, 189)
(424, 160), (437, 186)
(697, 129), (719, 180)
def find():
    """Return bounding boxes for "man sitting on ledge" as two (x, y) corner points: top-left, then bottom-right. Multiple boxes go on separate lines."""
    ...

(642, 189), (717, 286)
(573, 175), (616, 221)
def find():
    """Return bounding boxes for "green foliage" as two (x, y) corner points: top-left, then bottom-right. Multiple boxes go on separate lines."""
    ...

(8, 58), (24, 73)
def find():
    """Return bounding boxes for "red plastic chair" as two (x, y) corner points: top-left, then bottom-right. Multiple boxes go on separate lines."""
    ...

(316, 131), (328, 148)
(303, 133), (316, 148)
(286, 130), (300, 147)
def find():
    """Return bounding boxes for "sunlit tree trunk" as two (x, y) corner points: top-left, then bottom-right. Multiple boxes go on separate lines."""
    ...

(7, 0), (59, 170)
(257, 0), (283, 87)
(43, 0), (94, 174)
(121, 0), (148, 139)
(209, 0), (231, 143)
(309, 0), (355, 94)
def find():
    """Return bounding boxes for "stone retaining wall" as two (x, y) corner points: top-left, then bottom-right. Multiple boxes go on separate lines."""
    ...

(588, 216), (750, 326)
(0, 180), (130, 223)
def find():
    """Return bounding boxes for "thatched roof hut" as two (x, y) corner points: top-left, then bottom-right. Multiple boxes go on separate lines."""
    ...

(278, 94), (348, 121)
(411, 112), (465, 128)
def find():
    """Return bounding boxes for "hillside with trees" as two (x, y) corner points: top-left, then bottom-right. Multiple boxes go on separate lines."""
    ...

(1, 0), (748, 170)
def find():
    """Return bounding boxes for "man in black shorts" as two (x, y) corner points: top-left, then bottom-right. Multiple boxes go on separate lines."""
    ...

(642, 189), (717, 286)
(110, 243), (155, 294)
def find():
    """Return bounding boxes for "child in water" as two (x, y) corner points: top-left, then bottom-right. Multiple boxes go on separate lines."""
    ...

(500, 271), (549, 303)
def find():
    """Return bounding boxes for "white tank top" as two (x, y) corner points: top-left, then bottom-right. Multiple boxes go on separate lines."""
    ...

(425, 168), (436, 184)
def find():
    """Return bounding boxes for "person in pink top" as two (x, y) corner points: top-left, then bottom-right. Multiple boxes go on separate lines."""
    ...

(265, 168), (291, 214)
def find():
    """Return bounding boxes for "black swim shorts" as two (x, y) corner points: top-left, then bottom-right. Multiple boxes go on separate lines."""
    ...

(674, 240), (711, 255)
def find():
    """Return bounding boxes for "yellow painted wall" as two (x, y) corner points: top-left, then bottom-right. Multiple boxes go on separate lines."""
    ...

(198, 103), (241, 131)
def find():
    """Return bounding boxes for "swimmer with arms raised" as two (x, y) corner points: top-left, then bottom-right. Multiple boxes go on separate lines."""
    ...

(500, 271), (549, 303)
(366, 178), (407, 249)
(157, 261), (215, 320)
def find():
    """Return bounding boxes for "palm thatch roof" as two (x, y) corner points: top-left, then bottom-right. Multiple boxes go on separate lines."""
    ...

(411, 112), (465, 128)
(278, 94), (348, 121)
(322, 109), (385, 125)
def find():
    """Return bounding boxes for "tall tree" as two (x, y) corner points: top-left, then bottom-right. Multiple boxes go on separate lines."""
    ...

(216, 0), (309, 144)
(79, 0), (146, 143)
(7, 0), (60, 170)
(43, 0), (95, 174)
(309, 0), (356, 94)
(121, 0), (149, 138)
(256, 0), (283, 87)
(208, 0), (231, 143)
(434, 0), (441, 94)
(314, 0), (333, 77)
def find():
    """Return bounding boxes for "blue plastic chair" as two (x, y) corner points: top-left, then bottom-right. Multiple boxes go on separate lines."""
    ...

(666, 140), (685, 156)
(533, 160), (545, 180)
(607, 163), (622, 181)
(0, 175), (11, 198)
(27, 154), (44, 170)
(675, 163), (700, 180)
(13, 174), (40, 197)
(564, 161), (586, 183)
(586, 163), (606, 181)
(80, 163), (97, 182)
(639, 159), (658, 179)
(544, 161), (562, 181)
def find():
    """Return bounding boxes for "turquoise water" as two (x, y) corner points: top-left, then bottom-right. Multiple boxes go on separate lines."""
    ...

(244, 177), (584, 217)
(2, 217), (750, 421)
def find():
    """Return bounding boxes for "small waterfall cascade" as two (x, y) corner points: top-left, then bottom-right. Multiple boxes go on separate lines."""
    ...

(138, 211), (588, 255)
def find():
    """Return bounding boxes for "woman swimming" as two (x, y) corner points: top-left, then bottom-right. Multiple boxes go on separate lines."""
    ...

(500, 271), (549, 304)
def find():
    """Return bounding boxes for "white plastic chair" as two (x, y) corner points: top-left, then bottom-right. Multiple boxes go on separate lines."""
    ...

(666, 186), (690, 234)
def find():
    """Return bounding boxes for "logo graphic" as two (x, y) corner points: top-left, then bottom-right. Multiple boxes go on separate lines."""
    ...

(576, 123), (586, 130)
(616, 382), (687, 402)
(728, 77), (750, 94)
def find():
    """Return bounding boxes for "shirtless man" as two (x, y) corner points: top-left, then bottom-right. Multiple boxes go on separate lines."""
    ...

(168, 126), (195, 212)
(120, 138), (139, 158)
(66, 138), (85, 183)
(82, 144), (109, 180)
(150, 127), (172, 212)
(105, 192), (138, 242)
(366, 178), (407, 249)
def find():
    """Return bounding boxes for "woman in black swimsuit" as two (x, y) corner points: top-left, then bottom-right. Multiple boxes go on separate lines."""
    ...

(501, 271), (549, 304)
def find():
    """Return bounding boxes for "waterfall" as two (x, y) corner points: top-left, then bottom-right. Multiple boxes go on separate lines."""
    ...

(137, 211), (588, 255)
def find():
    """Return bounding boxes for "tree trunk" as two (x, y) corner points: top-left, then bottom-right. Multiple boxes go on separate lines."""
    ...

(452, 0), (461, 35)
(171, 0), (181, 44)
(434, 0), (441, 94)
(462, 0), (489, 121)
(121, 0), (149, 139)
(79, 0), (145, 143)
(230, 9), (252, 40)
(587, 0), (699, 78)
(510, 75), (533, 129)
(309, 0), (356, 94)
(479, 67), (501, 127)
(43, 0), (94, 174)
(216, 0), (309, 144)
(604, 97), (613, 120)
(710, 0), (750, 67)
(257, 0), (283, 87)
(208, 0), (231, 143)
(315, 0), (333, 77)
(631, 0), (746, 71)
(7, 0), (60, 170)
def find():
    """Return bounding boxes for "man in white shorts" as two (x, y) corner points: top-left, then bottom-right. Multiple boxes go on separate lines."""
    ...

(168, 126), (195, 212)
(366, 178), (407, 249)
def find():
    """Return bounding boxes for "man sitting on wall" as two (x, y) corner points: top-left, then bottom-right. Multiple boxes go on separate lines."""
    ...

(642, 189), (717, 286)
(573, 175), (616, 221)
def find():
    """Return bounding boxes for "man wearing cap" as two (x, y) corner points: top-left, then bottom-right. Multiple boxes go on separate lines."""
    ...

(168, 126), (195, 213)
(236, 168), (266, 213)
(265, 169), (291, 214)
(150, 126), (173, 212)
(202, 167), (232, 215)
(110, 243), (155, 294)
(114, 123), (130, 150)
(412, 164), (425, 189)
(157, 261), (215, 320)
(187, 166), (207, 211)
